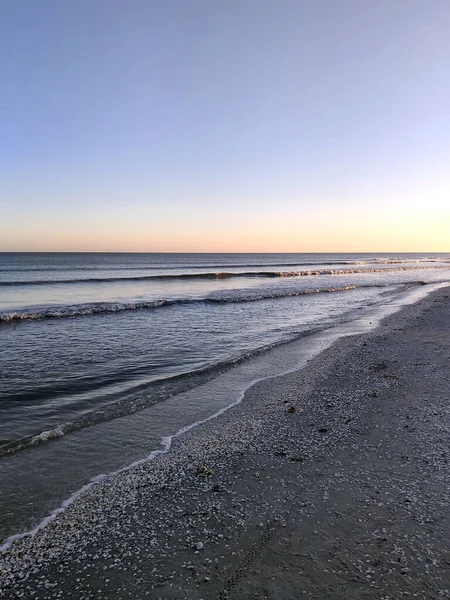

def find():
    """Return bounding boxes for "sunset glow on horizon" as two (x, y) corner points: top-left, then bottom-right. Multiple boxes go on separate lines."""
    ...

(1, 1), (449, 253)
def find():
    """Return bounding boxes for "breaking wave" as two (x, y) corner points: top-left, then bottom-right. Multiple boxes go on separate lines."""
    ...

(0, 286), (360, 323)
(1, 263), (448, 286)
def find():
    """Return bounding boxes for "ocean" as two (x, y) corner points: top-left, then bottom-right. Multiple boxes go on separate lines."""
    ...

(1, 251), (450, 547)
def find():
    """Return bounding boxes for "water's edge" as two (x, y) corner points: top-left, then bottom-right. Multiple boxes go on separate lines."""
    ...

(1, 281), (448, 552)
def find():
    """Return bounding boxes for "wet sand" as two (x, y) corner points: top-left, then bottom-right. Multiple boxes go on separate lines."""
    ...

(1, 287), (449, 599)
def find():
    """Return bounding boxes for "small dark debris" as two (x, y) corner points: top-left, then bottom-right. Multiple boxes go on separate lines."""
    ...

(373, 361), (388, 371)
(197, 464), (214, 477)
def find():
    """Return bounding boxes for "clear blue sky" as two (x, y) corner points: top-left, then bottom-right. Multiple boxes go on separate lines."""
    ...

(1, 0), (449, 251)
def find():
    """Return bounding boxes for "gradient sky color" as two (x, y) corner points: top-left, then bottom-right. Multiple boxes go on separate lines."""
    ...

(1, 0), (449, 252)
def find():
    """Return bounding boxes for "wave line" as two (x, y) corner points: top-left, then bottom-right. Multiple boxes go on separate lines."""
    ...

(0, 286), (360, 323)
(1, 263), (449, 286)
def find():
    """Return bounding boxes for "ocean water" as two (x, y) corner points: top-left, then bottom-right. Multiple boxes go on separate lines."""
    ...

(1, 252), (450, 546)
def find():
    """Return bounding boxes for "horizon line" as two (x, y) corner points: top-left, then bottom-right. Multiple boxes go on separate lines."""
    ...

(1, 250), (449, 255)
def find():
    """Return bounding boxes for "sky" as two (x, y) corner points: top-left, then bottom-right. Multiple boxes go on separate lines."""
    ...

(1, 0), (449, 252)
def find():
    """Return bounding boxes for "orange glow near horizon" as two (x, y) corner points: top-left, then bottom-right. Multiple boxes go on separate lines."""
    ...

(2, 179), (449, 254)
(2, 196), (449, 253)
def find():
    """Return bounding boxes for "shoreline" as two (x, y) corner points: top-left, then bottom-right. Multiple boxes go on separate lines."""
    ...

(1, 286), (450, 598)
(0, 283), (440, 548)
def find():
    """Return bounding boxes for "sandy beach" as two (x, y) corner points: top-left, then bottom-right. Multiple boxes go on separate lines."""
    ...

(1, 287), (449, 599)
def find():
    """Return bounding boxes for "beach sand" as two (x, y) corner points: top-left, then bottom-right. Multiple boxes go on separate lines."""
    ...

(1, 288), (449, 599)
